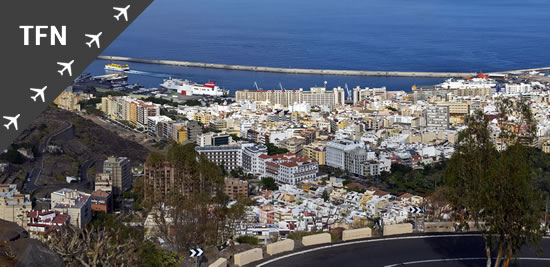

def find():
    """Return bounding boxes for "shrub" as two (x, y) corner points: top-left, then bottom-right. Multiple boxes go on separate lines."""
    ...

(236, 235), (259, 245)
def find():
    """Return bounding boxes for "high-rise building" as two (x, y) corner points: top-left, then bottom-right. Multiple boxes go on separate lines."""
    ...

(326, 140), (363, 170)
(143, 162), (197, 202)
(103, 156), (132, 197)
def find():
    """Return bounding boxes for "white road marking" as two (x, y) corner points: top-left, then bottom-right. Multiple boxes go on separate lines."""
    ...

(257, 234), (482, 266)
(257, 235), (550, 266)
(384, 257), (550, 266)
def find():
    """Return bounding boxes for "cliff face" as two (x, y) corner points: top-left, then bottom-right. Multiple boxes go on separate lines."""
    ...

(0, 220), (63, 267)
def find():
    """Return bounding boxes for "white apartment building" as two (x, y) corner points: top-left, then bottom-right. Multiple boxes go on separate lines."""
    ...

(241, 143), (268, 175)
(260, 153), (318, 184)
(51, 189), (92, 229)
(326, 139), (363, 170)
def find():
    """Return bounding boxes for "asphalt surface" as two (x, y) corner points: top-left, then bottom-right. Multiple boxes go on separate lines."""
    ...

(256, 234), (550, 267)
(24, 121), (97, 193)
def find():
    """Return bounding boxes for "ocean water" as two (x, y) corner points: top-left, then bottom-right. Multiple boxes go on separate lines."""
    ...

(85, 0), (550, 92)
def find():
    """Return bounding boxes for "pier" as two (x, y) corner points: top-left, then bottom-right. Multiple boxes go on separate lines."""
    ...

(97, 56), (550, 78)
(97, 56), (477, 78)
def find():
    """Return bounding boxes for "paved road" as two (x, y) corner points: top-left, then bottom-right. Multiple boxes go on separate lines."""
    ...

(25, 122), (73, 193)
(256, 234), (550, 267)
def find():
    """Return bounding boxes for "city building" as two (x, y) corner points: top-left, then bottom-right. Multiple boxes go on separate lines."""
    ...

(54, 87), (90, 112)
(423, 105), (450, 129)
(236, 86), (346, 110)
(241, 144), (268, 175)
(147, 115), (174, 138)
(171, 120), (202, 144)
(101, 95), (160, 129)
(94, 172), (113, 193)
(302, 144), (326, 165)
(326, 140), (363, 170)
(51, 189), (92, 229)
(0, 184), (32, 228)
(198, 132), (233, 147)
(102, 156), (132, 197)
(195, 145), (242, 171)
(224, 178), (249, 200)
(26, 210), (70, 238)
(90, 190), (113, 215)
(260, 152), (318, 184)
(144, 162), (197, 202)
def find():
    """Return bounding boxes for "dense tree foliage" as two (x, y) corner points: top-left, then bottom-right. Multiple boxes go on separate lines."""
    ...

(265, 142), (289, 155)
(261, 177), (279, 191)
(144, 143), (252, 251)
(445, 101), (544, 267)
(47, 213), (180, 267)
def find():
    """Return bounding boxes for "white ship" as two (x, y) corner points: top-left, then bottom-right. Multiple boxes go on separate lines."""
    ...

(160, 78), (227, 96)
(437, 73), (497, 90)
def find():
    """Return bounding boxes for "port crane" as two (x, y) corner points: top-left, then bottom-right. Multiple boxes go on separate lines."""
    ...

(345, 83), (352, 101)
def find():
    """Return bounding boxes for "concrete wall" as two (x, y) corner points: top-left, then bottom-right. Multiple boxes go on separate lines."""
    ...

(97, 56), (475, 78)
(302, 233), (331, 246)
(209, 258), (227, 267)
(234, 248), (263, 266)
(266, 239), (295, 256)
(342, 228), (372, 241)
(467, 222), (485, 232)
(424, 222), (455, 233)
(383, 223), (413, 236)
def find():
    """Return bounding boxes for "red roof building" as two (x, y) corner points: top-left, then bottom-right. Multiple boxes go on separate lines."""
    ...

(261, 152), (318, 185)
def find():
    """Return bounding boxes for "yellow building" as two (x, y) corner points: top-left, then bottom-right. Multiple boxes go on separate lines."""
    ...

(302, 145), (326, 165)
(54, 90), (87, 112)
(172, 124), (188, 144)
(193, 113), (217, 125)
(129, 102), (138, 126)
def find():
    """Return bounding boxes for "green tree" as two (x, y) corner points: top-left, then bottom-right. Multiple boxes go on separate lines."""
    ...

(446, 106), (544, 267)
(261, 177), (278, 191)
(321, 189), (330, 202)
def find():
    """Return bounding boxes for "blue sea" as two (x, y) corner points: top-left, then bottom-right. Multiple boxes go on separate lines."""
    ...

(85, 0), (550, 93)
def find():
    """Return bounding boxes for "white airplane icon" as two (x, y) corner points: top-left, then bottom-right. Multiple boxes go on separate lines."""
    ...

(30, 86), (47, 102)
(85, 32), (103, 48)
(3, 114), (20, 131)
(57, 60), (74, 76)
(113, 5), (130, 21)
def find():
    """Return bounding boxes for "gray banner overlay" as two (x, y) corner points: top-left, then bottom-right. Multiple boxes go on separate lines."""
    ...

(0, 0), (153, 151)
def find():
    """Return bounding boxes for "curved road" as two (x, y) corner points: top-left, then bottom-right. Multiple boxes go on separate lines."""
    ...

(256, 234), (550, 267)
(25, 122), (73, 192)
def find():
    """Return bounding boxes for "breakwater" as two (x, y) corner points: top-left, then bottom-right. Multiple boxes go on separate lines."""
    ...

(97, 56), (477, 78)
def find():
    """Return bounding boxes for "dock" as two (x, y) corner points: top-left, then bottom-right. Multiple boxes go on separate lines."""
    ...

(97, 56), (477, 78)
(97, 56), (550, 78)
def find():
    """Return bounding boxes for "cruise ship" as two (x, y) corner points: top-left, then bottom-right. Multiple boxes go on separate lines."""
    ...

(160, 78), (227, 96)
(104, 63), (130, 72)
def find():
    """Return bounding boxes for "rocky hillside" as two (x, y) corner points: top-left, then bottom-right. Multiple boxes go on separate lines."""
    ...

(0, 220), (63, 267)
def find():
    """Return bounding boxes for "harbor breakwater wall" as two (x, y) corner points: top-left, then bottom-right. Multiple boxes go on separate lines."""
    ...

(98, 55), (477, 78)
